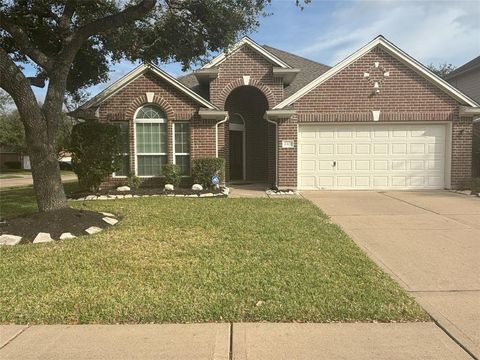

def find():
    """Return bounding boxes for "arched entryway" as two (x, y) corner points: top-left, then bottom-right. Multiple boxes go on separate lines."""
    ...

(224, 86), (273, 183)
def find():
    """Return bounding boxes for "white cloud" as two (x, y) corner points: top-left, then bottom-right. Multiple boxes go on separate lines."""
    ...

(296, 0), (480, 67)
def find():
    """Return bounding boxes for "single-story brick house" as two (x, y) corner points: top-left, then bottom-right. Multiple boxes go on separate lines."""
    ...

(74, 35), (480, 190)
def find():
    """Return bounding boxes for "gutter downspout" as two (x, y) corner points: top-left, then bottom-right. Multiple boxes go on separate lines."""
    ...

(264, 113), (278, 188)
(215, 114), (228, 158)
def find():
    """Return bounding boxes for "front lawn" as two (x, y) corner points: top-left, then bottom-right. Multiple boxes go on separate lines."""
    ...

(0, 186), (428, 324)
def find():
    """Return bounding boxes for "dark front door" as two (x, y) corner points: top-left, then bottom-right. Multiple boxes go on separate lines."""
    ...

(229, 130), (243, 180)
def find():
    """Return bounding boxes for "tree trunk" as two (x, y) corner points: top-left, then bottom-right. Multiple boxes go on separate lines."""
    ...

(0, 48), (68, 212)
(27, 113), (68, 212)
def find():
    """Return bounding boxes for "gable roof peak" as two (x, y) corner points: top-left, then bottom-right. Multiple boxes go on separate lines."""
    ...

(201, 36), (291, 69)
(76, 62), (217, 113)
(274, 35), (479, 109)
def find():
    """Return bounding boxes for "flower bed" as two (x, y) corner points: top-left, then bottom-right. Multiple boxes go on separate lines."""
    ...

(0, 208), (119, 245)
(69, 186), (230, 201)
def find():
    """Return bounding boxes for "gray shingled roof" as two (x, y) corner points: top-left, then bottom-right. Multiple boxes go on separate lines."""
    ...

(176, 44), (331, 100)
(446, 55), (480, 79)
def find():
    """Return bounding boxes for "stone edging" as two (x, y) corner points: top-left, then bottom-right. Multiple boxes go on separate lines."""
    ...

(70, 188), (230, 201)
(450, 190), (480, 198)
(0, 212), (119, 246)
(266, 189), (297, 196)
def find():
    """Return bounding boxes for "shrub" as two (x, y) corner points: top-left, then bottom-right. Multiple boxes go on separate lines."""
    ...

(192, 157), (225, 188)
(69, 121), (122, 191)
(126, 173), (142, 189)
(3, 161), (21, 169)
(162, 163), (181, 187)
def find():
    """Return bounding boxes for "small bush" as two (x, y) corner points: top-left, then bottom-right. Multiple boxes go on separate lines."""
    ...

(126, 173), (142, 189)
(69, 121), (123, 191)
(3, 161), (21, 169)
(163, 164), (181, 187)
(192, 157), (225, 188)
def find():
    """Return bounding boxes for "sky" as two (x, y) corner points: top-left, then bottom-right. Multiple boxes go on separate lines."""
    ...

(27, 0), (480, 103)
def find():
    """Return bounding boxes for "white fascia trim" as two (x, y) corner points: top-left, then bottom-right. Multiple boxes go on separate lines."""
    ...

(459, 106), (480, 117)
(199, 109), (228, 120)
(80, 63), (218, 110)
(274, 36), (479, 109)
(201, 36), (291, 69)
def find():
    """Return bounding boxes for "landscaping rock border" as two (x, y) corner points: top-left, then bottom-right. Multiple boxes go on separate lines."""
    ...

(70, 187), (230, 201)
(266, 189), (297, 196)
(0, 211), (120, 247)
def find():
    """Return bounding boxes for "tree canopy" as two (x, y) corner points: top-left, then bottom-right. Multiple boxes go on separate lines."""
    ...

(1, 0), (274, 103)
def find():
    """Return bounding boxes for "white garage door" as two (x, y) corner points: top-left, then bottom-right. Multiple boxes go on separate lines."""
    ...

(298, 123), (447, 190)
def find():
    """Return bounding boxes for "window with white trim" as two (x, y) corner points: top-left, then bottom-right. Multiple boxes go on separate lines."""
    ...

(173, 122), (190, 176)
(135, 105), (167, 177)
(112, 121), (130, 177)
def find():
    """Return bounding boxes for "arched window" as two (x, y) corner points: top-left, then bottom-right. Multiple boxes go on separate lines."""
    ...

(135, 105), (167, 177)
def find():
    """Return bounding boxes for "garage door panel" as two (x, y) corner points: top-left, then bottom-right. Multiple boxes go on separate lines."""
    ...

(300, 144), (316, 155)
(373, 143), (389, 155)
(318, 144), (334, 155)
(299, 159), (316, 172)
(298, 124), (446, 190)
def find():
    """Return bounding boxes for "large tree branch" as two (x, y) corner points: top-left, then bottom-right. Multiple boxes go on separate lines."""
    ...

(72, 0), (156, 43)
(0, 13), (54, 71)
(59, 2), (76, 39)
(0, 47), (44, 129)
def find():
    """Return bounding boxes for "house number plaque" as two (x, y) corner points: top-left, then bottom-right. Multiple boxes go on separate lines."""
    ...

(282, 140), (295, 148)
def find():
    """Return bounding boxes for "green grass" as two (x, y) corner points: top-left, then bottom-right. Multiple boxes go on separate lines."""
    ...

(0, 183), (79, 218)
(0, 186), (428, 324)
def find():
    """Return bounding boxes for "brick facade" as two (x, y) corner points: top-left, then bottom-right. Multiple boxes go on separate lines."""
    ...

(290, 46), (472, 189)
(90, 42), (475, 190)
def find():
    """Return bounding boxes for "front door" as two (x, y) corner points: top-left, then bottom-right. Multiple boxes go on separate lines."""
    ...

(229, 130), (243, 180)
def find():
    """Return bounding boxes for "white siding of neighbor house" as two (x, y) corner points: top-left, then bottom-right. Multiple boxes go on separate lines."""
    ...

(448, 70), (480, 103)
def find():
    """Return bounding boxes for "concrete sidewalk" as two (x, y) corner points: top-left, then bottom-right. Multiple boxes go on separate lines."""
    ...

(0, 173), (77, 188)
(302, 190), (480, 359)
(0, 322), (472, 359)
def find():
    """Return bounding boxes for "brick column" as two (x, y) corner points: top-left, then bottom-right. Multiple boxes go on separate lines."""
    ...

(451, 116), (473, 188)
(277, 117), (297, 188)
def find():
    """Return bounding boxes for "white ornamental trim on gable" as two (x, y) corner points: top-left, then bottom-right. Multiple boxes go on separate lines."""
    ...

(78, 63), (218, 111)
(202, 36), (291, 70)
(274, 36), (480, 109)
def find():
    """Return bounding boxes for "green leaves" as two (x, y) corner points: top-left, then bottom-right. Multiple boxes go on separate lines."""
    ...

(69, 121), (123, 191)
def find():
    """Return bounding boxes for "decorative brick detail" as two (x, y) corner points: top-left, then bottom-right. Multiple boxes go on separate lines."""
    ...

(218, 78), (276, 110)
(297, 112), (456, 123)
(125, 94), (175, 120)
(209, 44), (283, 108)
(294, 46), (458, 116)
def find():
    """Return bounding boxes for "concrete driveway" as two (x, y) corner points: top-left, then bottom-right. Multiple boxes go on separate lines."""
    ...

(302, 190), (480, 359)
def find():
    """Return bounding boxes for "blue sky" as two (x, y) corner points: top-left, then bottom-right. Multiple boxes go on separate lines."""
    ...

(28, 0), (480, 102)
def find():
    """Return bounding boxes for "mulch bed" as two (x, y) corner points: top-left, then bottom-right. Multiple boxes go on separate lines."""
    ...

(0, 208), (109, 244)
(69, 187), (224, 199)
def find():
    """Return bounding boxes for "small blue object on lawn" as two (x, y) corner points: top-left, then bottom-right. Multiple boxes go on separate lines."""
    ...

(211, 175), (220, 186)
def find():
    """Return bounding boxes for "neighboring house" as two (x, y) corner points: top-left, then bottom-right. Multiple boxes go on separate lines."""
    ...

(73, 35), (480, 190)
(446, 56), (480, 103)
(446, 56), (480, 159)
(0, 146), (30, 170)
